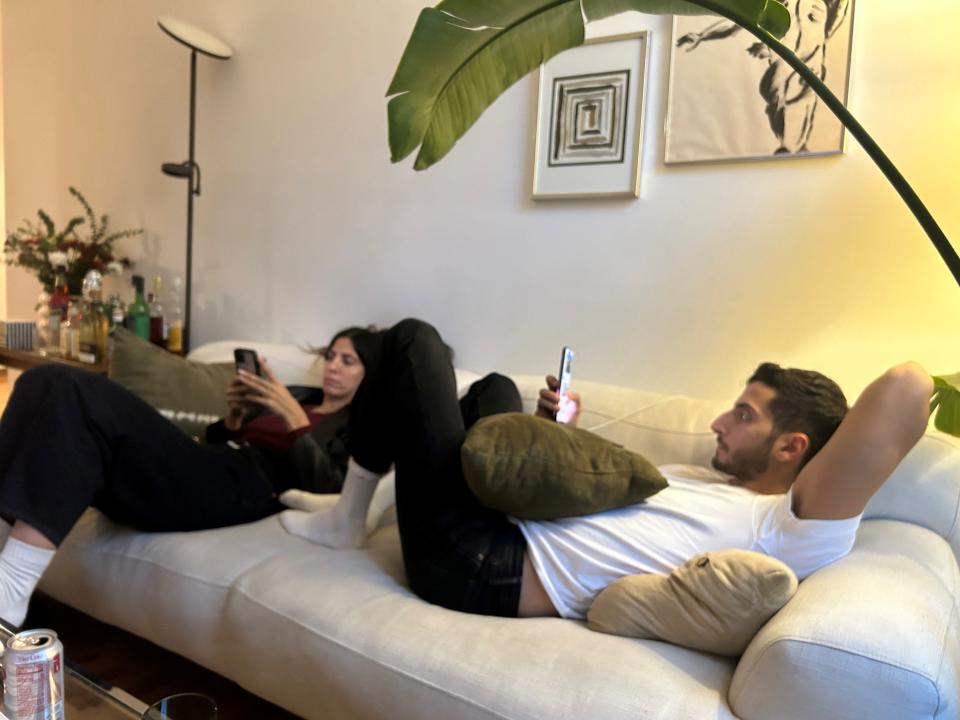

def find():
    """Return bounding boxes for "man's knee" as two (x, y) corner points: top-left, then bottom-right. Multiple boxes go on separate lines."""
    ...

(476, 373), (521, 403)
(17, 364), (79, 389)
(392, 318), (441, 345)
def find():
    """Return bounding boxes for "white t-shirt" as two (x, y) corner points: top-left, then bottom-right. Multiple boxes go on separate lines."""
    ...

(517, 464), (862, 619)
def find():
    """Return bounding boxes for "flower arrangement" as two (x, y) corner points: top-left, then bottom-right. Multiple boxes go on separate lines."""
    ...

(4, 187), (141, 294)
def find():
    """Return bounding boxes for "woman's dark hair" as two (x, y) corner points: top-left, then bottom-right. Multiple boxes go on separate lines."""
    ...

(309, 325), (380, 369)
(749, 363), (849, 469)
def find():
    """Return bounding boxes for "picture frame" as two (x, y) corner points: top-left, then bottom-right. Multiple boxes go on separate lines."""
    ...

(664, 0), (855, 164)
(532, 32), (650, 200)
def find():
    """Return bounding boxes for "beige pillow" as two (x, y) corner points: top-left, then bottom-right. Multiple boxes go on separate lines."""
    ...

(587, 549), (798, 656)
(461, 413), (667, 520)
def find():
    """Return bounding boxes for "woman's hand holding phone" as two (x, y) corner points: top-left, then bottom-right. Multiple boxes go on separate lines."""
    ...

(235, 357), (311, 432)
(224, 376), (253, 431)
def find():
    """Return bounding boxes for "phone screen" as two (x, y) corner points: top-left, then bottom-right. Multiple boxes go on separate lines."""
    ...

(233, 348), (262, 377)
(556, 346), (575, 424)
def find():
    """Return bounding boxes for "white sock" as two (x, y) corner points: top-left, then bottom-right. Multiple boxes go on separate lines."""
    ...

(281, 458), (385, 548)
(0, 538), (56, 627)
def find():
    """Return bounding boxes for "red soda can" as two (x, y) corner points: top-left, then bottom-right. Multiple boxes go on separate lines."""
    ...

(0, 629), (64, 720)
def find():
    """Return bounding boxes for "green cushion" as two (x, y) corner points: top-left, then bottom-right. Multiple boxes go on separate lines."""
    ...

(109, 327), (234, 440)
(461, 413), (667, 519)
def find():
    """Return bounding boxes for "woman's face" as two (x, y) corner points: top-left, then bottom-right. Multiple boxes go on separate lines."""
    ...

(322, 337), (365, 402)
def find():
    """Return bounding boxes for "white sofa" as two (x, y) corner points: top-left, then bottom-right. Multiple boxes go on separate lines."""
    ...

(38, 341), (960, 719)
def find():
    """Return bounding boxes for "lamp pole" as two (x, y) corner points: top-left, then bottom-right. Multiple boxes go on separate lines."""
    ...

(184, 48), (197, 354)
(158, 17), (232, 355)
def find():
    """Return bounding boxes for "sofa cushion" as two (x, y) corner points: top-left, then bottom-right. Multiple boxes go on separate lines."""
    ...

(587, 549), (797, 657)
(109, 328), (234, 440)
(461, 413), (667, 519)
(222, 525), (740, 720)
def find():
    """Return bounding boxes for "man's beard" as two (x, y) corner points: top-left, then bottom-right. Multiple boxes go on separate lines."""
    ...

(711, 433), (776, 483)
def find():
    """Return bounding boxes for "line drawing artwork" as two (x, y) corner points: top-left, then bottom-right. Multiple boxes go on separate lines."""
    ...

(666, 0), (854, 163)
(549, 70), (631, 167)
(533, 32), (650, 198)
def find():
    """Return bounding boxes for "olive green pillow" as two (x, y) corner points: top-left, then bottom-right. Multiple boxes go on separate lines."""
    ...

(109, 327), (235, 440)
(587, 549), (798, 656)
(461, 413), (667, 520)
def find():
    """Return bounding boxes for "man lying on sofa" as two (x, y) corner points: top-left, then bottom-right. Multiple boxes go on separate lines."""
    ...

(280, 319), (932, 621)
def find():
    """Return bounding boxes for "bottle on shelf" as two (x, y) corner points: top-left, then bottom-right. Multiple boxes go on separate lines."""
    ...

(35, 291), (52, 356)
(49, 264), (70, 320)
(60, 301), (81, 360)
(124, 275), (151, 341)
(46, 263), (70, 355)
(166, 276), (184, 355)
(78, 270), (109, 364)
(149, 275), (166, 347)
(109, 294), (125, 331)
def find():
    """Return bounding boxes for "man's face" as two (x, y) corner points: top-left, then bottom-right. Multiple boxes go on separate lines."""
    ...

(709, 382), (779, 484)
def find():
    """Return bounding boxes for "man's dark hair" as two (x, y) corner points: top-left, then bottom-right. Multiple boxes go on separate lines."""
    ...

(749, 363), (849, 469)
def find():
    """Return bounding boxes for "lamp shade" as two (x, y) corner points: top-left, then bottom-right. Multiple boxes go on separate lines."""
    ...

(157, 16), (233, 59)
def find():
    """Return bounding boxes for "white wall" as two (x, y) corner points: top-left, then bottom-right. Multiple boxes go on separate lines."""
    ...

(3, 0), (958, 401)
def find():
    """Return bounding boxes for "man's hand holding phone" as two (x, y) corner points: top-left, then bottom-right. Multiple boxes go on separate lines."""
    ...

(535, 347), (581, 426)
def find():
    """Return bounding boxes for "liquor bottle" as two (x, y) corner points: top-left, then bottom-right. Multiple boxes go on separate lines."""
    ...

(166, 276), (184, 354)
(49, 264), (70, 320)
(109, 294), (125, 331)
(125, 275), (151, 341)
(78, 271), (109, 364)
(60, 301), (81, 359)
(149, 276), (165, 347)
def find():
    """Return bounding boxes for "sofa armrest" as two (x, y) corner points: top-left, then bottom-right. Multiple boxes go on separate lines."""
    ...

(729, 521), (959, 720)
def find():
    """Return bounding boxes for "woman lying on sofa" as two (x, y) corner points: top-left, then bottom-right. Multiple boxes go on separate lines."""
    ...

(280, 318), (932, 620)
(0, 324), (521, 627)
(0, 325), (371, 626)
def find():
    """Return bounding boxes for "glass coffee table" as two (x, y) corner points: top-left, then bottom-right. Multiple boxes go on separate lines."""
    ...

(0, 620), (148, 719)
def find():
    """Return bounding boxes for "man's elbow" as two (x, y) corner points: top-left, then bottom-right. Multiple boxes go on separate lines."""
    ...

(882, 362), (933, 439)
(883, 362), (934, 401)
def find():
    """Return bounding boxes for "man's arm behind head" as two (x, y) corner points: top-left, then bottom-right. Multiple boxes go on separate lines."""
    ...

(790, 362), (933, 520)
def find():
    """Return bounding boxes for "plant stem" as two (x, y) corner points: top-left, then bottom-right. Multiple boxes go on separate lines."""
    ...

(687, 0), (960, 287)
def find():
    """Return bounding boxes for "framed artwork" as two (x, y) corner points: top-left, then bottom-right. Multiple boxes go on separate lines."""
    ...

(664, 0), (855, 164)
(532, 32), (650, 199)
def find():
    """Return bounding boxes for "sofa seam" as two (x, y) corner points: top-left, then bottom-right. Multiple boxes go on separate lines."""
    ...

(63, 544), (234, 589)
(933, 567), (959, 719)
(228, 585), (515, 720)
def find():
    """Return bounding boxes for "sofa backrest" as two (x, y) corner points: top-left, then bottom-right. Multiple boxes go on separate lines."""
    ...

(510, 374), (722, 467)
(189, 340), (326, 387)
(512, 373), (960, 561)
(188, 343), (960, 561)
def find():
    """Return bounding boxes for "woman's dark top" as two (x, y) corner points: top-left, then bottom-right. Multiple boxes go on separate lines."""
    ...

(204, 386), (350, 496)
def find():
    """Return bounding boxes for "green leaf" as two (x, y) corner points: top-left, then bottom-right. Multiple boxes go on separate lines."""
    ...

(583, 0), (789, 38)
(931, 374), (960, 436)
(388, 0), (789, 170)
(388, 0), (586, 169)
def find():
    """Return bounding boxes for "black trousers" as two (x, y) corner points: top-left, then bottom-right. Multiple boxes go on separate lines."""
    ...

(349, 319), (527, 617)
(0, 364), (283, 546)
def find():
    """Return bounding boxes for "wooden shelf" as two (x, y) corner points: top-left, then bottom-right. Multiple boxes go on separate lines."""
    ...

(0, 347), (108, 375)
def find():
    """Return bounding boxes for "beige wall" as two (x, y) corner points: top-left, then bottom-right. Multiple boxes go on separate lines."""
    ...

(2, 0), (958, 400)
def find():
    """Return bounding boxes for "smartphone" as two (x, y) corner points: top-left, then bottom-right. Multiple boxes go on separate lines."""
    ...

(556, 346), (575, 424)
(233, 347), (263, 377)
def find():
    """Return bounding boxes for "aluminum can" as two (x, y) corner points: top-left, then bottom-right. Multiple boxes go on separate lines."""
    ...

(0, 629), (64, 720)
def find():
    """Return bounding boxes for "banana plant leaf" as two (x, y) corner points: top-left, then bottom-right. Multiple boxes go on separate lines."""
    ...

(931, 374), (960, 436)
(387, 0), (789, 170)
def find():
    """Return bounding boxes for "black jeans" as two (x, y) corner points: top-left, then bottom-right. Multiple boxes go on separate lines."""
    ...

(0, 365), (281, 545)
(349, 319), (526, 617)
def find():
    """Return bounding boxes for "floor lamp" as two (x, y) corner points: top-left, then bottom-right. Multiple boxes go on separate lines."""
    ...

(158, 17), (233, 353)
